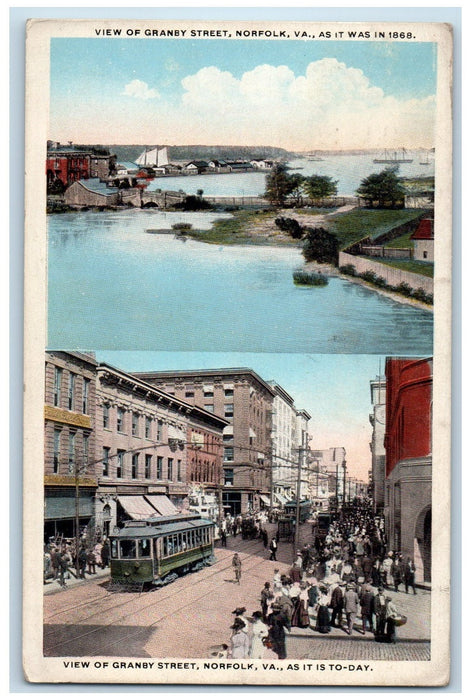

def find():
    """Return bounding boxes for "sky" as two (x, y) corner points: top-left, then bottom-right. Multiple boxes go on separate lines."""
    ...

(49, 37), (437, 151)
(95, 351), (390, 481)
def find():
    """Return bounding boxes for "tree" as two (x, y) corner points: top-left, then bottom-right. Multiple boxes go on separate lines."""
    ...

(356, 167), (405, 208)
(274, 217), (304, 239)
(302, 227), (339, 264)
(264, 163), (298, 207)
(303, 174), (338, 205)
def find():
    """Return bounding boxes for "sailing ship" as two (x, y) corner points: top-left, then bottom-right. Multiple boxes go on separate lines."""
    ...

(135, 146), (170, 168)
(419, 151), (432, 166)
(305, 152), (324, 161)
(373, 148), (413, 164)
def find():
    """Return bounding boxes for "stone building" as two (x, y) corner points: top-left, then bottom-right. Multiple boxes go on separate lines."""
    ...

(410, 218), (434, 262)
(94, 363), (228, 535)
(370, 376), (386, 515)
(133, 368), (276, 515)
(44, 352), (98, 542)
(384, 357), (432, 584)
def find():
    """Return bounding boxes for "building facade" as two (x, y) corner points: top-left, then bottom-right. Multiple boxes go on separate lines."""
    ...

(94, 363), (228, 535)
(44, 352), (98, 542)
(310, 447), (347, 508)
(384, 357), (432, 584)
(133, 368), (276, 515)
(370, 376), (387, 515)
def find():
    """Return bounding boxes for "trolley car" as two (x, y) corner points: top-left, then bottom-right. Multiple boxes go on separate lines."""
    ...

(284, 499), (312, 524)
(110, 513), (215, 587)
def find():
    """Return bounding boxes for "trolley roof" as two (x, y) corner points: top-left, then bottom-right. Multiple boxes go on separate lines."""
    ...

(112, 516), (214, 538)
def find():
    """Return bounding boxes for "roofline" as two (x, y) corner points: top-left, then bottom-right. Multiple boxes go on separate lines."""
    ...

(134, 367), (277, 397)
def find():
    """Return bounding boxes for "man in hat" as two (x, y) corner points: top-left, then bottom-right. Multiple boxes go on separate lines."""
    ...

(232, 552), (242, 584)
(374, 586), (388, 640)
(344, 582), (359, 635)
(330, 580), (345, 629)
(359, 580), (375, 634)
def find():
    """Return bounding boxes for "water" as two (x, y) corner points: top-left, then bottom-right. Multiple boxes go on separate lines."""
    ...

(47, 209), (433, 354)
(147, 153), (434, 197)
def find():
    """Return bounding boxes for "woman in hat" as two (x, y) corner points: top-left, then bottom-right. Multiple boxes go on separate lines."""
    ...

(231, 607), (249, 631)
(315, 584), (331, 634)
(249, 611), (269, 659)
(229, 618), (250, 659)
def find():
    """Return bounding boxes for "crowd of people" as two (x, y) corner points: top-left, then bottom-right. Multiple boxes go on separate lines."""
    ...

(43, 537), (110, 587)
(223, 506), (412, 659)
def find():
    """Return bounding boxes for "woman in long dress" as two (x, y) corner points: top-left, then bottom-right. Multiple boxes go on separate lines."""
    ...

(249, 611), (269, 659)
(315, 585), (332, 633)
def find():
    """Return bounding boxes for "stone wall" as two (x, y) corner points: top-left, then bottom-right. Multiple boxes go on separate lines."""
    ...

(339, 251), (433, 295)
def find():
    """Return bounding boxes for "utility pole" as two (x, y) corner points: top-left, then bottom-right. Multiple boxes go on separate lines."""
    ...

(293, 445), (303, 558)
(343, 460), (347, 508)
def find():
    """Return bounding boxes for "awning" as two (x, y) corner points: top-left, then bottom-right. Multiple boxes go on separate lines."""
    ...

(117, 496), (158, 520)
(273, 493), (288, 505)
(145, 494), (178, 516)
(259, 495), (271, 506)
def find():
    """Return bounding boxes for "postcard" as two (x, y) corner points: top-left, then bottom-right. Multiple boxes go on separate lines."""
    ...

(23, 18), (452, 685)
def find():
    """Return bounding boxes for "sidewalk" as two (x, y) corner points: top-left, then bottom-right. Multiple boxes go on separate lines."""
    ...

(44, 566), (111, 595)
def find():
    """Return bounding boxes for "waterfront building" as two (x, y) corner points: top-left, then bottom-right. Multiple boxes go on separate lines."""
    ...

(133, 368), (276, 516)
(44, 352), (98, 543)
(384, 357), (432, 584)
(370, 375), (387, 515)
(94, 363), (228, 535)
(410, 218), (434, 262)
(46, 141), (116, 189)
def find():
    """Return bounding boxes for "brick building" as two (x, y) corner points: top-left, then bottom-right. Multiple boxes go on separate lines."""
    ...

(94, 363), (228, 535)
(369, 376), (386, 515)
(44, 352), (98, 542)
(46, 142), (116, 189)
(384, 357), (432, 583)
(133, 368), (276, 515)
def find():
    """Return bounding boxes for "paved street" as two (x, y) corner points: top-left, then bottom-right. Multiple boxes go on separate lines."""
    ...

(43, 523), (430, 661)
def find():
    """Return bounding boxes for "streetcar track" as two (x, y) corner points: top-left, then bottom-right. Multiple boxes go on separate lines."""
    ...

(45, 552), (268, 656)
(44, 540), (273, 651)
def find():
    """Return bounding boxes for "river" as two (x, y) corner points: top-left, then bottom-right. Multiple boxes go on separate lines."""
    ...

(47, 209), (433, 354)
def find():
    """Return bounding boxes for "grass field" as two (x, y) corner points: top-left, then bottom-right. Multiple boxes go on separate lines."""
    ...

(326, 209), (426, 249)
(367, 258), (434, 278)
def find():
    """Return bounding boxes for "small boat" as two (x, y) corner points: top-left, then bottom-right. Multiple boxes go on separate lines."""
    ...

(306, 152), (324, 161)
(373, 148), (413, 164)
(419, 151), (431, 166)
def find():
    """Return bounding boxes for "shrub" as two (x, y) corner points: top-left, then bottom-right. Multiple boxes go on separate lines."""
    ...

(360, 270), (377, 283)
(175, 195), (212, 211)
(412, 288), (434, 304)
(172, 222), (193, 231)
(339, 264), (357, 276)
(374, 276), (388, 288)
(293, 269), (328, 286)
(275, 216), (304, 239)
(395, 281), (413, 297)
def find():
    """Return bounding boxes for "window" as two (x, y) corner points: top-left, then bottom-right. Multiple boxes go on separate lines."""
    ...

(145, 417), (151, 439)
(185, 391), (194, 398)
(117, 450), (124, 478)
(203, 390), (213, 398)
(224, 388), (234, 397)
(83, 433), (89, 469)
(224, 468), (234, 486)
(53, 429), (61, 473)
(103, 404), (109, 429)
(145, 454), (152, 479)
(423, 251), (428, 259)
(157, 420), (163, 441)
(82, 378), (90, 414)
(102, 447), (110, 477)
(132, 453), (139, 479)
(53, 367), (62, 406)
(68, 373), (76, 410)
(223, 433), (233, 443)
(119, 540), (137, 559)
(157, 456), (163, 479)
(117, 407), (125, 432)
(68, 432), (76, 473)
(224, 404), (234, 418)
(204, 404), (214, 413)
(168, 458), (173, 481)
(132, 412), (139, 437)
(177, 459), (182, 481)
(224, 446), (234, 462)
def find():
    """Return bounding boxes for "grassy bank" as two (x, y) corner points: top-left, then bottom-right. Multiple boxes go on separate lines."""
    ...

(327, 208), (426, 249)
(372, 258), (434, 278)
(188, 209), (305, 246)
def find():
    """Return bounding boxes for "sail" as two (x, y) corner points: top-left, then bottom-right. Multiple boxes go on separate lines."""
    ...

(157, 147), (169, 167)
(136, 147), (159, 166)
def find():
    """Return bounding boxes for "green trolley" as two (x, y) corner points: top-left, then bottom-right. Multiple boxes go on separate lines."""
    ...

(110, 513), (215, 587)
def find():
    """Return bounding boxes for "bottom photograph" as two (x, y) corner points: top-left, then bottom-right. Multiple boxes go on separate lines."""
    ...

(42, 351), (433, 665)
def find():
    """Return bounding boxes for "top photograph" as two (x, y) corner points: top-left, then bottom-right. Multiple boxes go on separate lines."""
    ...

(26, 20), (452, 354)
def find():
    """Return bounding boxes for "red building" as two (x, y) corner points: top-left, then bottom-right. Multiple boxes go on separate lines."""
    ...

(46, 147), (91, 188)
(384, 357), (432, 583)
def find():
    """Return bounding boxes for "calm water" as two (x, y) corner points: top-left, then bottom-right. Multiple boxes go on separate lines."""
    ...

(148, 153), (434, 197)
(48, 210), (433, 354)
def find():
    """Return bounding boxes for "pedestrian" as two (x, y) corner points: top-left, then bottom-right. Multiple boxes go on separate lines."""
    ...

(344, 582), (359, 635)
(231, 607), (249, 631)
(391, 556), (402, 592)
(87, 548), (96, 575)
(49, 546), (59, 580)
(101, 539), (110, 568)
(260, 582), (274, 622)
(404, 557), (417, 595)
(269, 537), (278, 561)
(330, 581), (345, 629)
(267, 602), (289, 659)
(385, 597), (399, 644)
(229, 618), (250, 659)
(232, 553), (242, 585)
(78, 547), (87, 579)
(315, 584), (331, 634)
(382, 551), (394, 589)
(359, 581), (375, 634)
(232, 521), (238, 537)
(373, 586), (388, 641)
(291, 582), (310, 628)
(57, 549), (69, 589)
(261, 528), (268, 548)
(94, 541), (103, 568)
(220, 528), (227, 547)
(249, 611), (269, 659)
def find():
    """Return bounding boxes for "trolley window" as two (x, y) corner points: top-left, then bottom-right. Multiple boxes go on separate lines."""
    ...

(119, 539), (137, 559)
(138, 539), (151, 558)
(111, 539), (118, 558)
